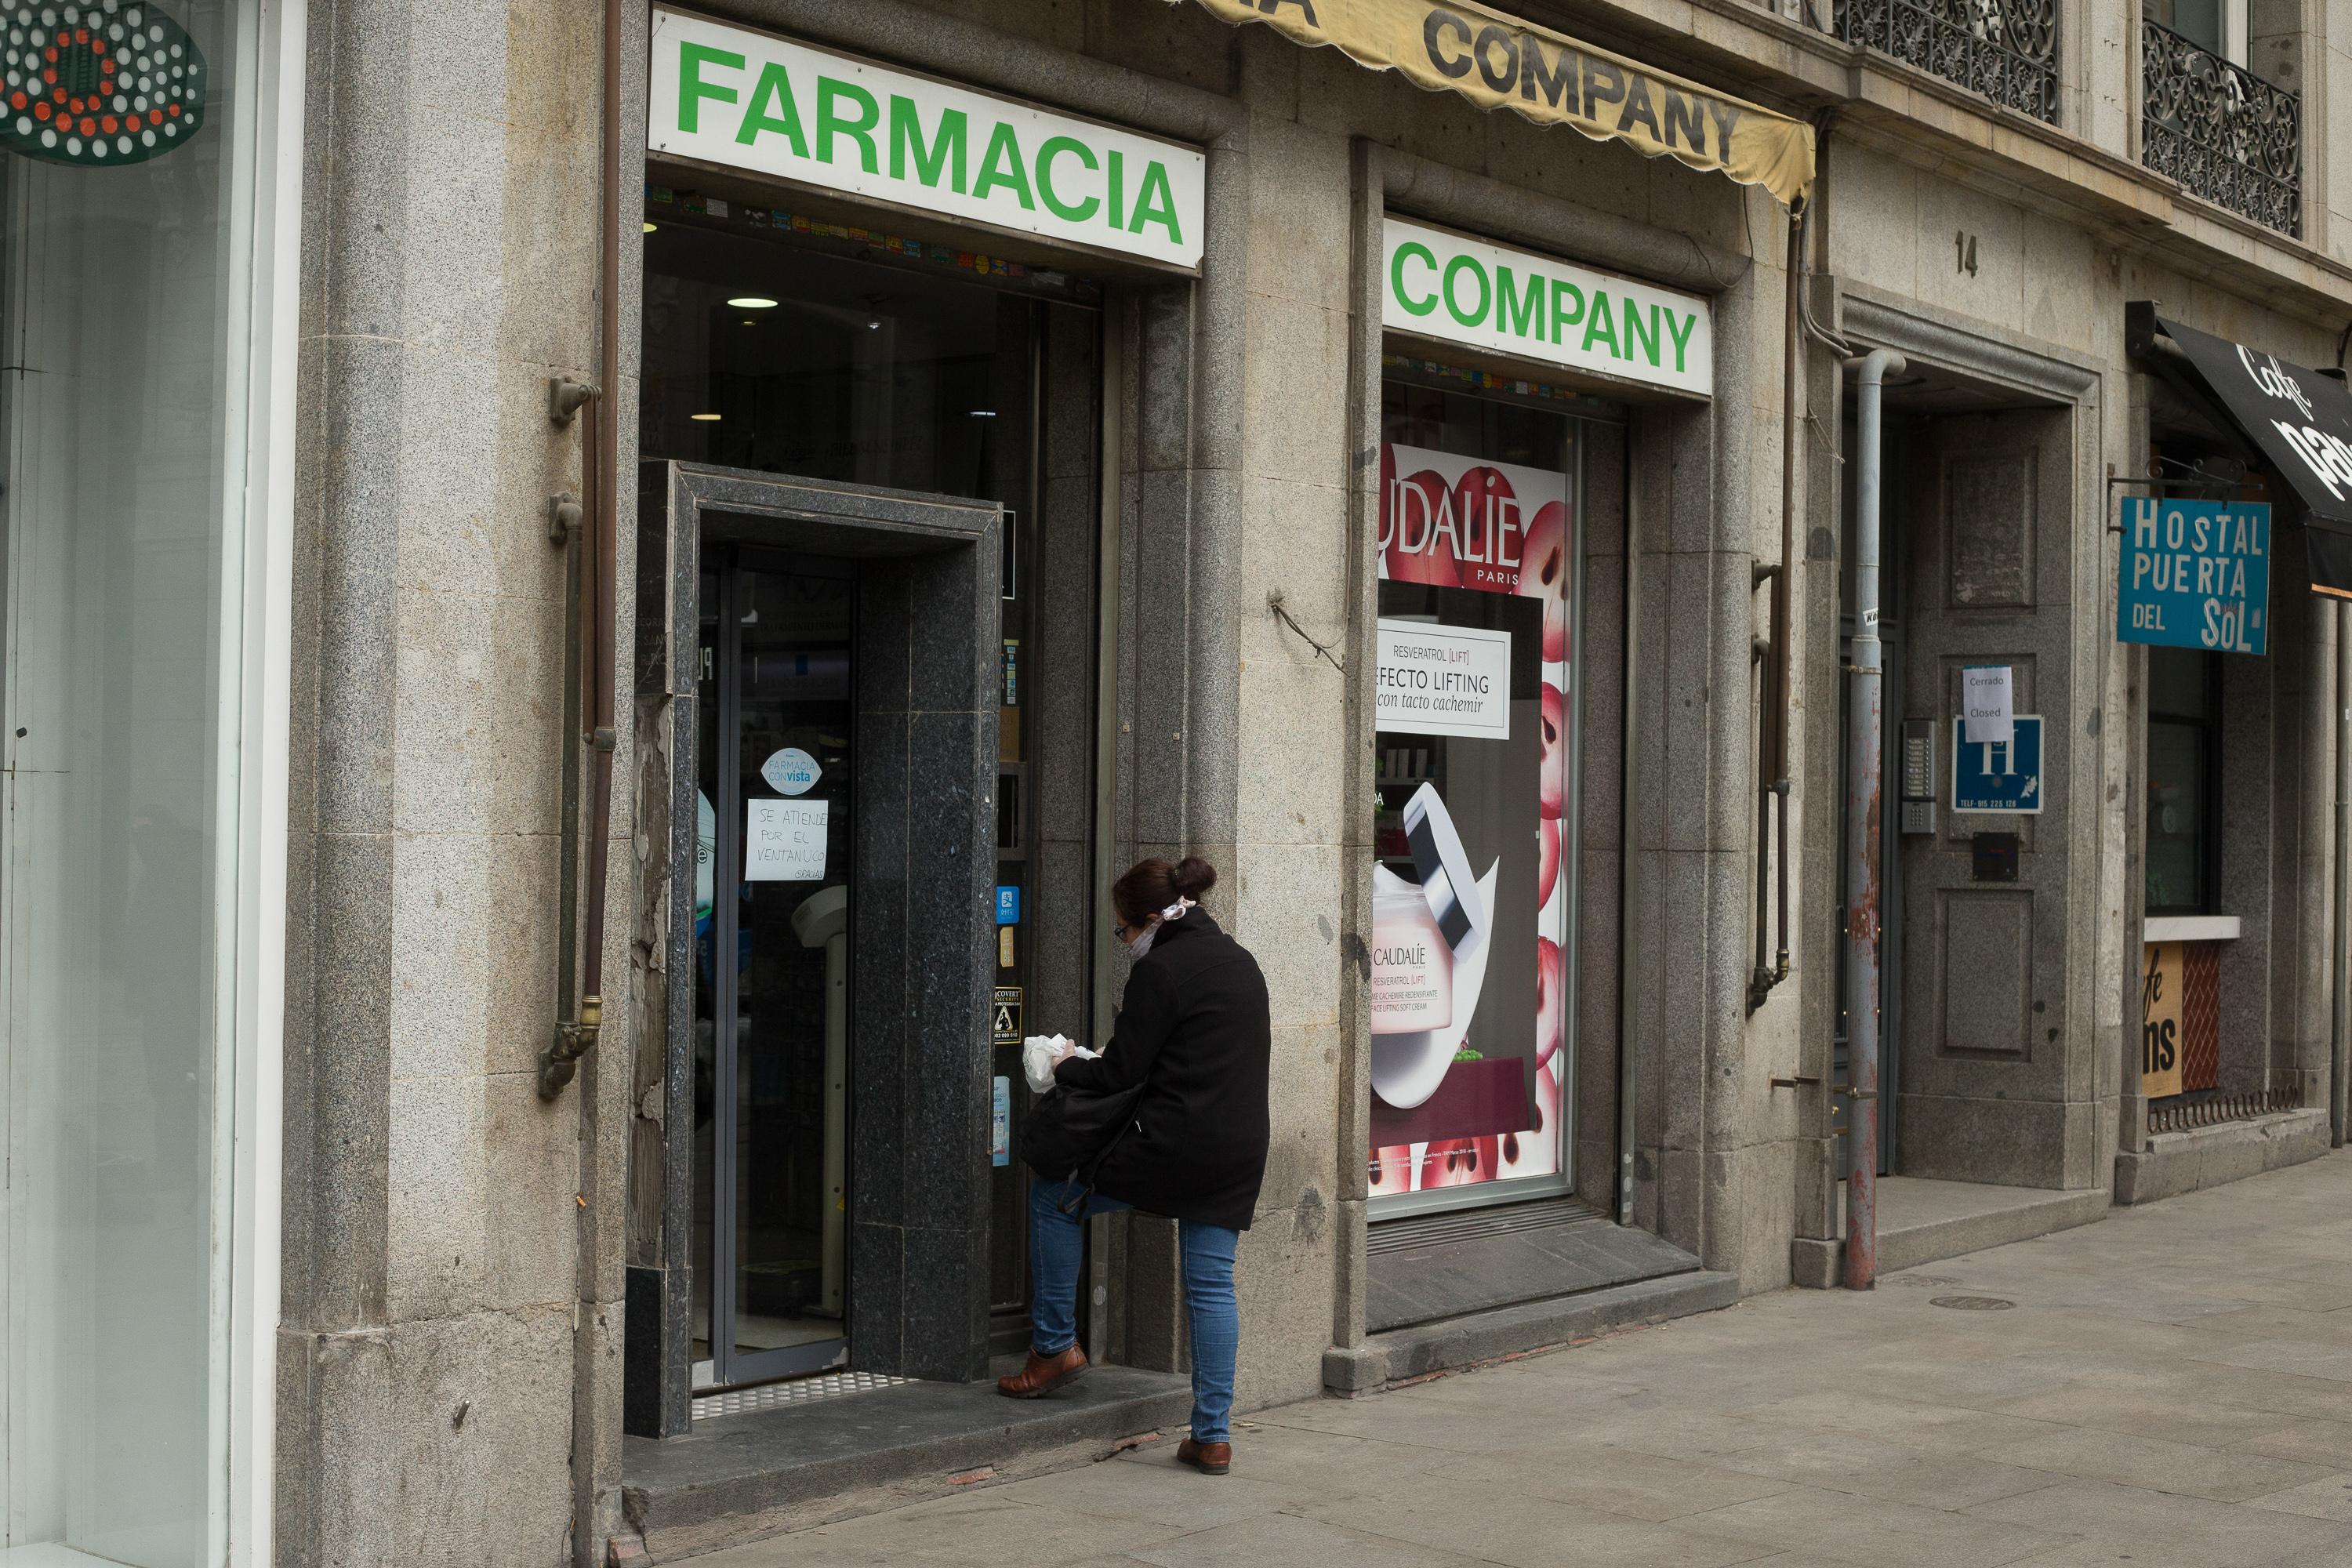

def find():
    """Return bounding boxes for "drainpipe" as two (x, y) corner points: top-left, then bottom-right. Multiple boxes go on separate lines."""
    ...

(1619, 454), (1643, 1226)
(540, 0), (623, 1098)
(1749, 205), (1807, 1014)
(1844, 348), (1903, 1290)
(2336, 601), (2349, 1146)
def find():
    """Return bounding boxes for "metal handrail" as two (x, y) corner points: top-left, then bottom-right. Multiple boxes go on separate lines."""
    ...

(2140, 20), (2300, 236)
(1835, 0), (2060, 123)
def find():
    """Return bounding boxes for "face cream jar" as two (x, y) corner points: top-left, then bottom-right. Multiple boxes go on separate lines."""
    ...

(1369, 782), (1489, 1037)
(1370, 885), (1451, 1034)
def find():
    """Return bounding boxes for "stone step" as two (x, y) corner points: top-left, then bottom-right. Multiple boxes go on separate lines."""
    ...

(623, 1366), (1191, 1559)
(1327, 1267), (1744, 1392)
(1790, 1178), (2111, 1287)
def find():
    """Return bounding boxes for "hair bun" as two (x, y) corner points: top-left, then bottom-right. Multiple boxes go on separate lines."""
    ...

(1169, 855), (1217, 901)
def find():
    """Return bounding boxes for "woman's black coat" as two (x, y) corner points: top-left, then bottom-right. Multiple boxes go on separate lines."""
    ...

(1052, 911), (1272, 1231)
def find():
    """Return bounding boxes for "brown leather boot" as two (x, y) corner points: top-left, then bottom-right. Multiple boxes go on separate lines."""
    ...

(1177, 1436), (1231, 1475)
(995, 1345), (1089, 1399)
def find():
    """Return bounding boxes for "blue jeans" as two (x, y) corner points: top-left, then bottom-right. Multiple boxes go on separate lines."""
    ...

(1029, 1176), (1241, 1445)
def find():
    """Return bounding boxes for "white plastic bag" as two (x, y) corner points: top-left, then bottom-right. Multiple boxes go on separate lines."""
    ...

(1021, 1033), (1094, 1094)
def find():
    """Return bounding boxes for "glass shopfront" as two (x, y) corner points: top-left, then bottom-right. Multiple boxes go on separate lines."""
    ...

(0, 1), (275, 1561)
(1367, 374), (1589, 1213)
(1366, 218), (1693, 1218)
(641, 195), (1104, 1389)
(630, 13), (1199, 1412)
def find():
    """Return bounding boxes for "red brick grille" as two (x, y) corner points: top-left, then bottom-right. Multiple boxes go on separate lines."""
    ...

(2181, 941), (2221, 1092)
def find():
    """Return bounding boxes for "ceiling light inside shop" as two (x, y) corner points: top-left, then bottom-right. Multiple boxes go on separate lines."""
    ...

(690, 413), (721, 423)
(967, 410), (997, 419)
(728, 296), (779, 309)
(644, 221), (658, 234)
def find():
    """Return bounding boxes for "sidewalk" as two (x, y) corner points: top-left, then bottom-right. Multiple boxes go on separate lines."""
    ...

(690, 1149), (2352, 1566)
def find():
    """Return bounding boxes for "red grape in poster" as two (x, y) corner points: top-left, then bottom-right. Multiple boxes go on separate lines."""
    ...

(1539, 682), (1566, 819)
(1449, 464), (1525, 591)
(1537, 816), (1560, 908)
(1420, 1137), (1500, 1188)
(1368, 1144), (1415, 1196)
(1519, 500), (1570, 659)
(1496, 1059), (1561, 1179)
(1535, 935), (1564, 1072)
(1383, 462), (1461, 587)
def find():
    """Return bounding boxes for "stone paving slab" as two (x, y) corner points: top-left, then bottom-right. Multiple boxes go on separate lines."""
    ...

(689, 1151), (2352, 1567)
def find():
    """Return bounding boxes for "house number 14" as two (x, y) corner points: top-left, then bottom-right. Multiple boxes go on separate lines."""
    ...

(1955, 231), (1979, 276)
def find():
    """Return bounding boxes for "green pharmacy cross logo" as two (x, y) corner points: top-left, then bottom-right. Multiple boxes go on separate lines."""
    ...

(0, 1), (204, 166)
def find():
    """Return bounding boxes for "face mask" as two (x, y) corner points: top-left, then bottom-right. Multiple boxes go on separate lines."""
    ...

(1123, 897), (1194, 961)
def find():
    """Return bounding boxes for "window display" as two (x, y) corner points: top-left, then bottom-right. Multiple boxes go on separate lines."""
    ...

(1367, 383), (1580, 1207)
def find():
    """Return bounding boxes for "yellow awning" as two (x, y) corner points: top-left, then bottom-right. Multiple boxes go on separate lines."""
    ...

(1177, 0), (1814, 206)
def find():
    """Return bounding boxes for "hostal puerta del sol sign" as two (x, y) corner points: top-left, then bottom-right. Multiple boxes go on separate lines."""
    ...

(0, 1), (205, 165)
(2115, 495), (2270, 656)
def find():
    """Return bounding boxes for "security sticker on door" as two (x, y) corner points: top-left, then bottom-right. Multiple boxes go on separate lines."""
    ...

(1951, 714), (2043, 815)
(746, 798), (829, 880)
(759, 746), (822, 796)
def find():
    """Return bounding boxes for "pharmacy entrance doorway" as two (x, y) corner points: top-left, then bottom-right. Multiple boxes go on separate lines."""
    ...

(692, 549), (858, 1390)
(628, 464), (1007, 1436)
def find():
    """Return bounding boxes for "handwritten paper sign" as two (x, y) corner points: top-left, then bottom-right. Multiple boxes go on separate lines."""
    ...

(1962, 665), (2014, 744)
(746, 798), (829, 881)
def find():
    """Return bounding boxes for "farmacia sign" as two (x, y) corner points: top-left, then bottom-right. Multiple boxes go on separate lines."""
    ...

(1383, 218), (1711, 397)
(648, 9), (1205, 272)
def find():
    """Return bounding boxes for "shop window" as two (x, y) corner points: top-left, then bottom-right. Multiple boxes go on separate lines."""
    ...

(1366, 377), (1584, 1212)
(2144, 646), (2221, 916)
(0, 1), (264, 1556)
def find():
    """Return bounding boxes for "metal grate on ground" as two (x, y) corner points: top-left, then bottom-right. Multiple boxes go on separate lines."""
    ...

(692, 1369), (907, 1421)
(1367, 1196), (1609, 1256)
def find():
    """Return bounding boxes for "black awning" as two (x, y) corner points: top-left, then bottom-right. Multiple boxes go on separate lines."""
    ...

(2131, 303), (2352, 598)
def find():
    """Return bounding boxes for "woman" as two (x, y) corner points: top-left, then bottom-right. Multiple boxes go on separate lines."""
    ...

(997, 855), (1272, 1477)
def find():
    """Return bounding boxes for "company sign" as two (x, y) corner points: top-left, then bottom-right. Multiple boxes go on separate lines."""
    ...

(2116, 496), (2270, 655)
(1383, 220), (1711, 397)
(648, 9), (1205, 271)
(1180, 0), (1814, 205)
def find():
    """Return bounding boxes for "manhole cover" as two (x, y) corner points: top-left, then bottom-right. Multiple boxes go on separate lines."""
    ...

(1891, 1274), (1962, 1287)
(1930, 1295), (2016, 1311)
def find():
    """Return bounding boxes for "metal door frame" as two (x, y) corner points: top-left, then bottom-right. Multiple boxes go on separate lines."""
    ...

(630, 461), (1004, 1438)
(699, 549), (860, 1392)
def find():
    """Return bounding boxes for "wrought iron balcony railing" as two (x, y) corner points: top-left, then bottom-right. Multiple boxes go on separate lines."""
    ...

(2141, 21), (2299, 236)
(1835, 0), (2059, 123)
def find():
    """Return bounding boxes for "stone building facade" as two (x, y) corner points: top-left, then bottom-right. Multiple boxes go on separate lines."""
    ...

(0, 0), (2347, 1563)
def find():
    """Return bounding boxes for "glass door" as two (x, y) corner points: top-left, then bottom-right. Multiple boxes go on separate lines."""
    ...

(693, 548), (857, 1389)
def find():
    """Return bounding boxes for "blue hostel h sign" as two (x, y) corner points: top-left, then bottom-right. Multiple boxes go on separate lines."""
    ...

(2116, 496), (2270, 655)
(1953, 715), (2044, 815)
